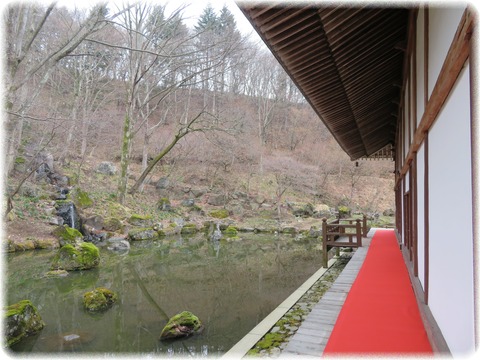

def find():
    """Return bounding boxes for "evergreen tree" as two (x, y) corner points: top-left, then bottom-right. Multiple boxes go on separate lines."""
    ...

(194, 3), (217, 32)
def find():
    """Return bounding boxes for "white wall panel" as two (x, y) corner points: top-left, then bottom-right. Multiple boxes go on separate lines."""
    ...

(428, 64), (474, 356)
(416, 145), (425, 289)
(416, 8), (425, 126)
(428, 7), (465, 97)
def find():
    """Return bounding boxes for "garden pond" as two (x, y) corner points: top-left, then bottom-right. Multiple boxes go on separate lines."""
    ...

(5, 232), (324, 356)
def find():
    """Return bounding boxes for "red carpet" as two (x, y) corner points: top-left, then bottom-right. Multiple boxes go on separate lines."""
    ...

(323, 229), (433, 355)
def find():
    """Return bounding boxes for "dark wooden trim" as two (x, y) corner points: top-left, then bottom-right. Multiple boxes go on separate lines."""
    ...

(413, 152), (418, 277)
(424, 6), (429, 106)
(424, 133), (429, 305)
(396, 7), (473, 187)
(469, 21), (478, 350)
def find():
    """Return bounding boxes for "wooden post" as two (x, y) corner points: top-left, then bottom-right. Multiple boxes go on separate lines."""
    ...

(322, 218), (328, 268)
(363, 214), (367, 237)
(356, 218), (362, 247)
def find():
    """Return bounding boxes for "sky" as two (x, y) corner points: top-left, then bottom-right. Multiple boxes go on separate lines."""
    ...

(48, 0), (259, 36)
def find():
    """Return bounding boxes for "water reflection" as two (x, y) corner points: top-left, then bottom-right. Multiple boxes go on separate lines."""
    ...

(6, 232), (323, 355)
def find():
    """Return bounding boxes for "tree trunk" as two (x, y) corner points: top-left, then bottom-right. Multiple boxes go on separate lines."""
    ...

(118, 112), (132, 204)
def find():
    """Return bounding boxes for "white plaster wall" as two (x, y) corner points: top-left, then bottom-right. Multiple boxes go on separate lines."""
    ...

(428, 6), (465, 97)
(417, 144), (425, 290)
(427, 63), (474, 356)
(416, 8), (425, 126)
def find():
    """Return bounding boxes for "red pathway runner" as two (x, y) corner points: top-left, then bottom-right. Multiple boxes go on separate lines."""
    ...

(323, 229), (433, 355)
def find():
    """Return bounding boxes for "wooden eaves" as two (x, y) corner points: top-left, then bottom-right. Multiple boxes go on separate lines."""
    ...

(237, 2), (410, 161)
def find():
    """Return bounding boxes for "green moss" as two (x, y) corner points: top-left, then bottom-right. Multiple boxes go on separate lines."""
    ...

(106, 201), (131, 220)
(128, 227), (159, 241)
(53, 225), (83, 245)
(72, 188), (93, 208)
(180, 223), (198, 234)
(209, 209), (229, 219)
(15, 156), (26, 164)
(256, 332), (285, 349)
(223, 226), (238, 238)
(83, 287), (118, 312)
(5, 300), (45, 347)
(338, 206), (351, 217)
(130, 213), (152, 221)
(50, 243), (100, 271)
(160, 311), (203, 340)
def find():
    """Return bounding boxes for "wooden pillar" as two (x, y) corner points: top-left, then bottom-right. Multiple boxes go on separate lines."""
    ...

(356, 219), (362, 247)
(363, 214), (367, 237)
(322, 218), (328, 268)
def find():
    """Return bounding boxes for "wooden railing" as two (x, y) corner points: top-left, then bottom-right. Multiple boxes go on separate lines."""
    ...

(322, 215), (368, 268)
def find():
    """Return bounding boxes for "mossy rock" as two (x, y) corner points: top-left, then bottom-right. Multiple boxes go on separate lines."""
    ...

(50, 243), (100, 271)
(128, 227), (159, 241)
(209, 209), (229, 219)
(128, 213), (153, 227)
(71, 188), (93, 208)
(180, 223), (198, 234)
(160, 311), (203, 340)
(83, 287), (118, 312)
(103, 217), (124, 232)
(52, 225), (83, 246)
(157, 197), (172, 211)
(5, 300), (45, 347)
(223, 226), (238, 238)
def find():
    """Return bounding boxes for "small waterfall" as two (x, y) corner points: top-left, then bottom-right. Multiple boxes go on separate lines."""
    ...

(56, 202), (82, 233)
(69, 203), (75, 230)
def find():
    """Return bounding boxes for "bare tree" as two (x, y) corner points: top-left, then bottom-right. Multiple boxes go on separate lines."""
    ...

(4, 2), (115, 175)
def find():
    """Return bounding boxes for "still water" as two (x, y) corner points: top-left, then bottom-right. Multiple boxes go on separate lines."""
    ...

(5, 232), (323, 356)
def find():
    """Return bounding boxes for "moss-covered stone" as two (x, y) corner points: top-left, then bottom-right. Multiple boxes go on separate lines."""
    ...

(83, 287), (117, 312)
(209, 209), (229, 219)
(103, 217), (124, 232)
(128, 227), (159, 241)
(180, 223), (197, 234)
(157, 197), (172, 211)
(5, 300), (45, 347)
(160, 311), (203, 340)
(50, 243), (100, 271)
(223, 226), (238, 238)
(52, 225), (83, 246)
(128, 213), (153, 227)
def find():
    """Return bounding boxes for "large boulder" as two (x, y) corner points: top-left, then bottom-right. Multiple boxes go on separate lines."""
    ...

(83, 287), (118, 312)
(160, 311), (204, 341)
(291, 202), (314, 217)
(5, 300), (45, 347)
(128, 227), (161, 241)
(50, 243), (100, 271)
(52, 225), (83, 247)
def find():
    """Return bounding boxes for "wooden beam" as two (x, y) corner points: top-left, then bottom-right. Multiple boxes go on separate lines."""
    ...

(396, 8), (475, 185)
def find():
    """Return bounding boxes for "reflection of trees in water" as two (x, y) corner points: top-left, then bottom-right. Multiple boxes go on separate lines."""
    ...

(6, 233), (323, 354)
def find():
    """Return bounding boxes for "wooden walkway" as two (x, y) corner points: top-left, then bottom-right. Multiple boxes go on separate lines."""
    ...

(280, 232), (373, 357)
